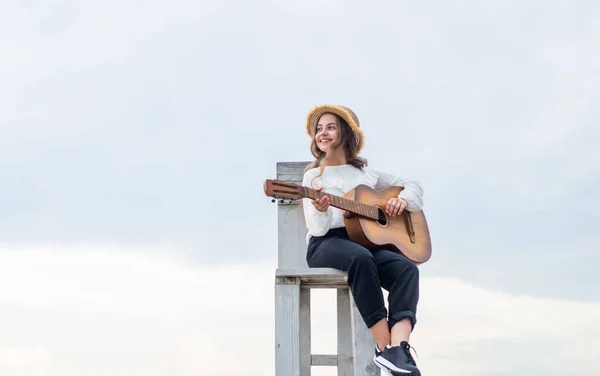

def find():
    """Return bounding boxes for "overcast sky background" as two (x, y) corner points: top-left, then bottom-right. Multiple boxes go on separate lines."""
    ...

(1, 0), (599, 375)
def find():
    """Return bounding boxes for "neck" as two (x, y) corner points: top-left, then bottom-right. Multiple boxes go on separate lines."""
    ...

(304, 186), (379, 220)
(325, 148), (347, 166)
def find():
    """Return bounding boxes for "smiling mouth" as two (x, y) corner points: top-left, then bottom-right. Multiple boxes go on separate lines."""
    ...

(319, 139), (332, 144)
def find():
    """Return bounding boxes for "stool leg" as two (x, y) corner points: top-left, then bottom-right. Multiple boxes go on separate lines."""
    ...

(275, 277), (301, 376)
(350, 293), (380, 375)
(337, 288), (353, 376)
(300, 287), (311, 376)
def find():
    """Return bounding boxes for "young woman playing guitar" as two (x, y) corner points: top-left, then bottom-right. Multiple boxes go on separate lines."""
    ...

(302, 105), (424, 376)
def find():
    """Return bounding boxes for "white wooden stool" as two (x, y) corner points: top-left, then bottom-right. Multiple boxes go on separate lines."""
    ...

(273, 161), (380, 376)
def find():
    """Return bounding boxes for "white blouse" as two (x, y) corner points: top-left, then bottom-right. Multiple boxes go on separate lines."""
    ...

(301, 164), (424, 243)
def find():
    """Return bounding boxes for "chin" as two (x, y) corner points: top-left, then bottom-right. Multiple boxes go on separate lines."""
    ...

(317, 142), (331, 152)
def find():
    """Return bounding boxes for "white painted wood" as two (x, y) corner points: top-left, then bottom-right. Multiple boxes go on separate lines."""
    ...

(276, 268), (348, 288)
(299, 287), (311, 376)
(276, 268), (348, 278)
(350, 293), (380, 376)
(276, 161), (311, 175)
(277, 203), (308, 269)
(277, 162), (310, 270)
(275, 277), (301, 376)
(311, 355), (338, 366)
(337, 289), (353, 376)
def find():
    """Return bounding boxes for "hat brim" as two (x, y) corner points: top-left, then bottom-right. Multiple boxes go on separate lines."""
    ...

(305, 105), (364, 153)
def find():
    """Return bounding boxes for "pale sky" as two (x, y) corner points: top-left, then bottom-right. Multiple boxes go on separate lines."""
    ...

(1, 1), (599, 375)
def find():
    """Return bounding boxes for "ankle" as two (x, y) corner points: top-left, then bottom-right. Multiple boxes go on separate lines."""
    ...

(390, 319), (412, 346)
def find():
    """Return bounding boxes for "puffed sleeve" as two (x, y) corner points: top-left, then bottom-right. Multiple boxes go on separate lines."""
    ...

(369, 167), (424, 212)
(302, 169), (333, 236)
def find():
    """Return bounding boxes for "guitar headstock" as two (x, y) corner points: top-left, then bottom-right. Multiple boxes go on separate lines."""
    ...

(263, 179), (305, 202)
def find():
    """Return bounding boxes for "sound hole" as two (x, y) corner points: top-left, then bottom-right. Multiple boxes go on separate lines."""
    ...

(377, 208), (387, 225)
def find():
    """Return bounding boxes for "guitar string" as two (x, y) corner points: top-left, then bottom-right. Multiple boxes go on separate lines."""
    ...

(274, 187), (390, 221)
(307, 190), (387, 221)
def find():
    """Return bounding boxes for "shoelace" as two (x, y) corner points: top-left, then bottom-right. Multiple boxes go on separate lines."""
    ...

(402, 343), (418, 365)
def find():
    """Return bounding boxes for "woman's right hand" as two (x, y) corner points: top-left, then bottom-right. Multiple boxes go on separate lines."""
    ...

(311, 188), (330, 212)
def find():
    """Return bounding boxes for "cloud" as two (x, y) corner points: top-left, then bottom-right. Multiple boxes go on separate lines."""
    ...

(0, 245), (275, 376)
(0, 246), (598, 376)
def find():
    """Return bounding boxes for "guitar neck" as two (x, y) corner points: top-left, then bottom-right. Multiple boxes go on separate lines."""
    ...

(303, 187), (379, 220)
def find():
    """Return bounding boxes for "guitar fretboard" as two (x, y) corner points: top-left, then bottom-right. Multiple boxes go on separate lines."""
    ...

(303, 187), (379, 220)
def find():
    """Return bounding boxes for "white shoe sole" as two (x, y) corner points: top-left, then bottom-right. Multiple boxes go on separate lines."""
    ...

(373, 354), (414, 375)
(373, 354), (393, 376)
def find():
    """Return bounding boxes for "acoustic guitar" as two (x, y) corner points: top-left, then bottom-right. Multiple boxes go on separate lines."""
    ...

(264, 179), (432, 264)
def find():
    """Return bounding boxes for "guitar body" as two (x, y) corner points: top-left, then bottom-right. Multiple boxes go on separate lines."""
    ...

(343, 185), (432, 264)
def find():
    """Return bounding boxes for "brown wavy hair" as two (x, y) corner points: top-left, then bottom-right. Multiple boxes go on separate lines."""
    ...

(305, 113), (367, 184)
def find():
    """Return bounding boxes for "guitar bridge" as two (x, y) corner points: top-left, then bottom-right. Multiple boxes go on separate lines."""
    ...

(404, 212), (416, 243)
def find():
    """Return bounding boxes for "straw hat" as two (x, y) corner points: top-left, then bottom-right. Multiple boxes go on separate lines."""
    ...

(305, 104), (365, 153)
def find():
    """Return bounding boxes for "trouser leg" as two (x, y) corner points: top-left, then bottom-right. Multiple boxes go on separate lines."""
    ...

(306, 230), (388, 328)
(372, 248), (420, 331)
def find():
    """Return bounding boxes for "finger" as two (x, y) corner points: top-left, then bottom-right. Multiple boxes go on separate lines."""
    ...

(313, 200), (324, 211)
(392, 201), (400, 216)
(314, 187), (323, 199)
(316, 197), (328, 211)
(387, 199), (396, 215)
(394, 200), (404, 216)
(386, 198), (393, 214)
(397, 201), (406, 215)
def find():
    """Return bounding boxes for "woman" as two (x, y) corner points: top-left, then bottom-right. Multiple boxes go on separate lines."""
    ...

(302, 104), (423, 376)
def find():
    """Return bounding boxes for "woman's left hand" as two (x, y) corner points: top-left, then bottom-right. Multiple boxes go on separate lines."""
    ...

(386, 197), (408, 216)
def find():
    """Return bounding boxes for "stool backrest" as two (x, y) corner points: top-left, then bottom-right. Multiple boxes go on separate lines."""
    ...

(276, 161), (311, 269)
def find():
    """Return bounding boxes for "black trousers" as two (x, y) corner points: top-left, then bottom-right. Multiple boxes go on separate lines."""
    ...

(307, 227), (419, 331)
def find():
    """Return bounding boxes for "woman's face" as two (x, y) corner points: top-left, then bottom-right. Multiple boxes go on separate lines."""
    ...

(315, 113), (340, 153)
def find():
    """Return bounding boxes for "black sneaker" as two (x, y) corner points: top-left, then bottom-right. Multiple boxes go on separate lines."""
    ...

(374, 341), (420, 376)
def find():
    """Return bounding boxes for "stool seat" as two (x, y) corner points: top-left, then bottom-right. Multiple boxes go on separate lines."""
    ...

(276, 268), (348, 288)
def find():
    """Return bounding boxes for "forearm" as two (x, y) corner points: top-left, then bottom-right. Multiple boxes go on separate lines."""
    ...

(397, 179), (424, 212)
(373, 169), (424, 212)
(302, 198), (333, 236)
